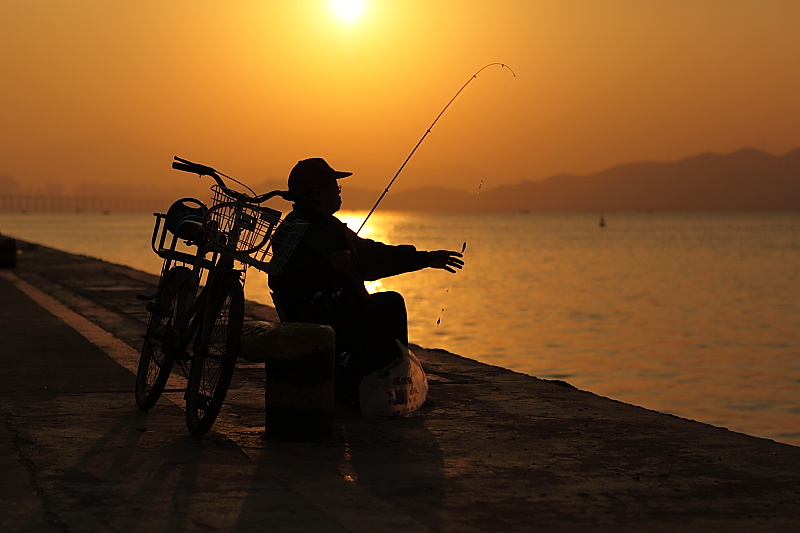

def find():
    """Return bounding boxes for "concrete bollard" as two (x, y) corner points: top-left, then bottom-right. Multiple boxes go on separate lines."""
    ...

(0, 236), (17, 269)
(240, 321), (335, 441)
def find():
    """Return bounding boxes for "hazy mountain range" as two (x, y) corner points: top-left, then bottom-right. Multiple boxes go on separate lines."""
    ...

(340, 148), (800, 212)
(3, 143), (799, 211)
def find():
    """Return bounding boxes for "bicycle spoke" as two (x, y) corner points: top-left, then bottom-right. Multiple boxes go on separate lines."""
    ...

(185, 276), (243, 436)
(135, 266), (191, 411)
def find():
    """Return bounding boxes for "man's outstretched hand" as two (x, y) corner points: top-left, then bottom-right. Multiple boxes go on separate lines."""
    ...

(428, 250), (465, 273)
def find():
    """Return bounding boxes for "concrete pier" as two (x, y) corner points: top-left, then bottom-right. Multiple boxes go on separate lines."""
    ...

(1, 240), (799, 532)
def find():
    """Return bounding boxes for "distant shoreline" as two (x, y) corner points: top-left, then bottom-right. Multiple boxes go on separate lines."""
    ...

(3, 147), (800, 212)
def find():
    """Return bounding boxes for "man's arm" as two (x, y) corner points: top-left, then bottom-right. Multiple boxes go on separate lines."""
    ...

(352, 229), (464, 280)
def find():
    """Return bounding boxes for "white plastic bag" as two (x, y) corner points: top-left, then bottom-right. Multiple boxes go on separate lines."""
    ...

(358, 340), (429, 418)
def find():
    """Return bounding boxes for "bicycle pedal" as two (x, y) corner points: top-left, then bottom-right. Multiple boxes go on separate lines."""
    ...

(145, 301), (170, 315)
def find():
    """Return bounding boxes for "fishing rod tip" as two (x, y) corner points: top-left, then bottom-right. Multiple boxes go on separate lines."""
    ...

(501, 63), (517, 77)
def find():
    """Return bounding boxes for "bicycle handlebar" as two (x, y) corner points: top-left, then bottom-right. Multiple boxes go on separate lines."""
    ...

(171, 156), (300, 204)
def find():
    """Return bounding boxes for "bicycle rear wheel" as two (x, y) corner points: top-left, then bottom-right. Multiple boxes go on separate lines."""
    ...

(136, 266), (192, 411)
(185, 275), (244, 436)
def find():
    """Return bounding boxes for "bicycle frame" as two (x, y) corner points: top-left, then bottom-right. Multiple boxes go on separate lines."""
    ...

(171, 255), (241, 369)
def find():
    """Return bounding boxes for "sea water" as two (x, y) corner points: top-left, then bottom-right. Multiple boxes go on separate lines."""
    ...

(1, 209), (798, 446)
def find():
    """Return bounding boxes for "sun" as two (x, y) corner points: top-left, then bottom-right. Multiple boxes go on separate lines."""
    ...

(331, 0), (365, 23)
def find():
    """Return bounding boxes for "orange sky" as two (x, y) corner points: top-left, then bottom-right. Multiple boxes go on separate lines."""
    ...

(3, 0), (800, 193)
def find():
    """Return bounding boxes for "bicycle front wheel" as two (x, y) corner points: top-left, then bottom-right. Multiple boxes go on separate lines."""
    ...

(185, 275), (244, 436)
(136, 266), (192, 411)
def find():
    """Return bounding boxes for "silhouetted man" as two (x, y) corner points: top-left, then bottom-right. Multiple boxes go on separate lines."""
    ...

(269, 157), (464, 403)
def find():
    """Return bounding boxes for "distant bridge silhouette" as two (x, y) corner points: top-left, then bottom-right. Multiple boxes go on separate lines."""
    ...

(0, 194), (170, 212)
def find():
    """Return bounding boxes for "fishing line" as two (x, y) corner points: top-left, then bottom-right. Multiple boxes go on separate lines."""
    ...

(436, 240), (468, 327)
(357, 62), (515, 234)
(436, 173), (488, 327)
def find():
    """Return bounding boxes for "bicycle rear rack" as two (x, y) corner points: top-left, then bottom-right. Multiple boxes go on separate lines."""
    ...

(137, 208), (217, 301)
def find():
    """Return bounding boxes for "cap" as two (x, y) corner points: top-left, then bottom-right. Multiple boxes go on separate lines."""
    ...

(288, 158), (352, 194)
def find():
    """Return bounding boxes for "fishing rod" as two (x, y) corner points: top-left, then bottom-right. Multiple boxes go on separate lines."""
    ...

(357, 62), (515, 234)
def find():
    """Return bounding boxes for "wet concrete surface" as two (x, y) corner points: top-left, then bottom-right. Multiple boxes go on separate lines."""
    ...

(1, 240), (799, 532)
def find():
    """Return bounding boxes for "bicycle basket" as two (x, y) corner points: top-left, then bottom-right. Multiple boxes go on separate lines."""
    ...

(203, 185), (307, 274)
(257, 218), (308, 273)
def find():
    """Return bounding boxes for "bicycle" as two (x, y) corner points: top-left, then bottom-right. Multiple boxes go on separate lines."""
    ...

(135, 156), (307, 436)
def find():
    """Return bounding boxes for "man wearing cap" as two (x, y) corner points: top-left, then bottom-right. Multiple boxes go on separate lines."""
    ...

(269, 157), (464, 404)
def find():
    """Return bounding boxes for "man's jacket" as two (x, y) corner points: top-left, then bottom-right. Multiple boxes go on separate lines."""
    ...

(268, 204), (428, 323)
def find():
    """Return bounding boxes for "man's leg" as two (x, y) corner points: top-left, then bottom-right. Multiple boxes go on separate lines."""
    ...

(335, 291), (410, 404)
(364, 291), (409, 348)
